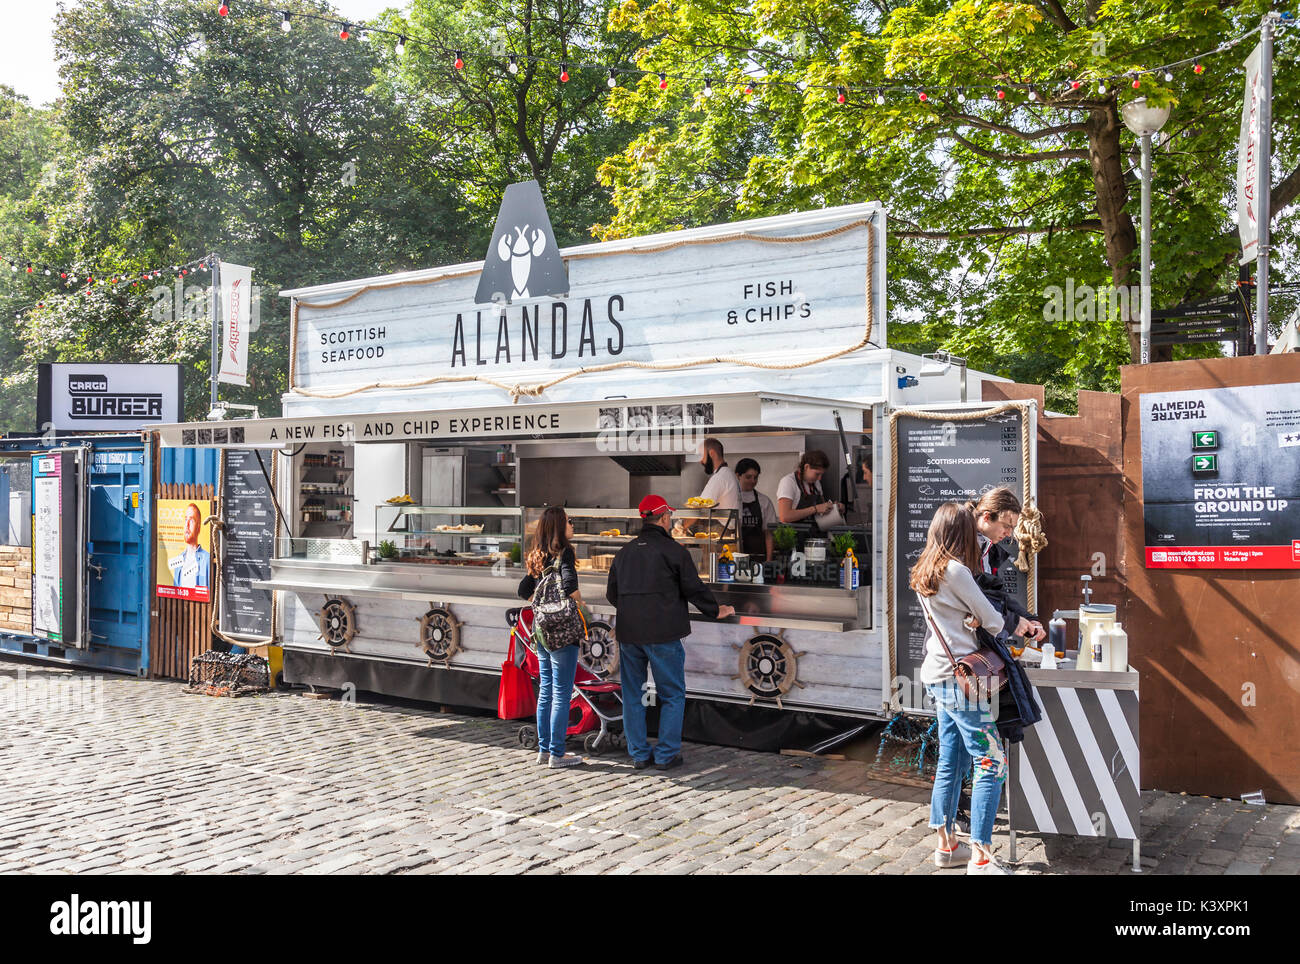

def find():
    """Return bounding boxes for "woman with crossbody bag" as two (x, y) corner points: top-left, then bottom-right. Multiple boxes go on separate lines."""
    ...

(517, 506), (586, 769)
(910, 502), (1033, 874)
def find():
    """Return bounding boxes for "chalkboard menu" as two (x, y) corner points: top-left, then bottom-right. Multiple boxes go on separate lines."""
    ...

(891, 407), (1031, 709)
(219, 449), (276, 639)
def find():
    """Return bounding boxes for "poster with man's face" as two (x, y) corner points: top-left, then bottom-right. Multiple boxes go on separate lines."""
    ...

(156, 499), (213, 601)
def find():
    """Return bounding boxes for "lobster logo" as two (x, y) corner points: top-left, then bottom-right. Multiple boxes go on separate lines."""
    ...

(475, 180), (569, 305)
(497, 224), (548, 300)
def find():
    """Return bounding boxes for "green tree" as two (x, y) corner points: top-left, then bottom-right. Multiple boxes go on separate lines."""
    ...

(598, 0), (1299, 407)
(393, 0), (649, 246)
(11, 0), (467, 421)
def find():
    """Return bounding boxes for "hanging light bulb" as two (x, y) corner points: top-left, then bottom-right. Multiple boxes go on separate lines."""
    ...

(956, 88), (966, 104)
(608, 68), (617, 88)
(703, 77), (713, 97)
(658, 72), (667, 90)
(280, 10), (291, 32)
(559, 63), (569, 82)
(217, 2), (229, 16)
(360, 29), (371, 43)
(1028, 88), (1038, 102)
(1098, 79), (1107, 93)
(1193, 63), (1204, 74)
(796, 80), (807, 92)
(339, 23), (350, 40)
(24, 263), (32, 273)
(836, 86), (846, 104)
(918, 90), (927, 102)
(395, 36), (406, 56)
(876, 90), (885, 105)
(996, 87), (1005, 100)
(454, 51), (464, 69)
(743, 82), (753, 94)
(1070, 79), (1081, 90)
(507, 55), (518, 74)
(1163, 70), (1173, 82)
(1131, 73), (1141, 89)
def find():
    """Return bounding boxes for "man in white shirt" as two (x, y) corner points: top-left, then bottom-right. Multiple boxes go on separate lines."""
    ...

(696, 438), (740, 510)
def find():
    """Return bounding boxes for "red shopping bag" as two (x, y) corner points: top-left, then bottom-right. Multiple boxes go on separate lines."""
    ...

(497, 630), (536, 720)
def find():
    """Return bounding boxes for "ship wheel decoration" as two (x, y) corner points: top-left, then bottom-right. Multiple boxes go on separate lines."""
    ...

(579, 621), (619, 679)
(318, 598), (358, 652)
(733, 632), (806, 709)
(418, 606), (462, 668)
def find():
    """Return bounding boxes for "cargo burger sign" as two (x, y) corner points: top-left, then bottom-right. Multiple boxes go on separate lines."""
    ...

(285, 184), (880, 399)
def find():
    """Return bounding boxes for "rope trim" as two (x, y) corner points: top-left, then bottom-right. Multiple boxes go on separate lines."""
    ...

(287, 219), (875, 402)
(885, 402), (1040, 700)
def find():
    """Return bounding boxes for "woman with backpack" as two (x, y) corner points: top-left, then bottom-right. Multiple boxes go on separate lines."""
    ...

(517, 506), (585, 769)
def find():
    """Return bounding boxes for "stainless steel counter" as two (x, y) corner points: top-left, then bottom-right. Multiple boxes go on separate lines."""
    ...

(259, 556), (869, 633)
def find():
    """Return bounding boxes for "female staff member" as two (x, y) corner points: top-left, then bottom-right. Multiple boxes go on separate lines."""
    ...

(735, 458), (777, 561)
(911, 503), (1033, 874)
(776, 450), (840, 524)
(516, 506), (584, 769)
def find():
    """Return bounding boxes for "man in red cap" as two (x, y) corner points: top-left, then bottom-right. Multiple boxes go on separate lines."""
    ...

(606, 495), (735, 771)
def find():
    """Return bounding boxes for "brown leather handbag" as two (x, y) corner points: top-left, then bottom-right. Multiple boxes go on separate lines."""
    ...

(919, 597), (1008, 704)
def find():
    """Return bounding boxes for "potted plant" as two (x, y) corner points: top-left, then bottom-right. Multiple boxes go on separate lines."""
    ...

(831, 532), (858, 559)
(772, 525), (797, 555)
(377, 539), (399, 561)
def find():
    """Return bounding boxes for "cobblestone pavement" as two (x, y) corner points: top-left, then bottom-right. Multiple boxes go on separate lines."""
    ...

(1, 658), (1297, 875)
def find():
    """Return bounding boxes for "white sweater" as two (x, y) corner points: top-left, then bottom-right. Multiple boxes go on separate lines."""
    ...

(917, 560), (1006, 684)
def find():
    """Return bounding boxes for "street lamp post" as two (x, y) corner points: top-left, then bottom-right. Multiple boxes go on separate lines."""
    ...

(1122, 99), (1172, 365)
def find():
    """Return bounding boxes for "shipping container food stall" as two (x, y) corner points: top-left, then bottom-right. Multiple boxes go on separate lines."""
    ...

(155, 196), (1015, 740)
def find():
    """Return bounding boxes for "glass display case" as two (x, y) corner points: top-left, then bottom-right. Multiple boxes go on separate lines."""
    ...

(524, 506), (739, 581)
(765, 521), (872, 590)
(373, 505), (524, 568)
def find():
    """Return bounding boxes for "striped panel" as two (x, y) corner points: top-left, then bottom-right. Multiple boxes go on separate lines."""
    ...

(1009, 685), (1140, 841)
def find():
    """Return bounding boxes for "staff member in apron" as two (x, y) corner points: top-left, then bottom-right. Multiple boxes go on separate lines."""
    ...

(735, 458), (777, 561)
(776, 450), (840, 524)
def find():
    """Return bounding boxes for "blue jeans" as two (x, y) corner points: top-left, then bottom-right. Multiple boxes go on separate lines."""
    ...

(619, 641), (686, 764)
(927, 682), (1007, 847)
(536, 643), (579, 758)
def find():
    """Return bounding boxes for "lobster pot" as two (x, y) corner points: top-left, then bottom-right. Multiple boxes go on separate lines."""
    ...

(182, 651), (271, 697)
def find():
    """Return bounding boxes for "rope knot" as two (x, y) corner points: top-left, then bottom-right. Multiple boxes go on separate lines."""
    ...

(1013, 499), (1048, 573)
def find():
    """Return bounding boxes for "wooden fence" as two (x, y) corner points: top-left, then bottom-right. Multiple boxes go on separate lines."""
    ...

(150, 480), (216, 680)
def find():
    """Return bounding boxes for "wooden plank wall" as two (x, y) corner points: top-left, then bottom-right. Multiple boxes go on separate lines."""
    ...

(149, 475), (216, 680)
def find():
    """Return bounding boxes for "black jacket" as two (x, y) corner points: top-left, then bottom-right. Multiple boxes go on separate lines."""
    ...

(976, 539), (1037, 633)
(517, 546), (579, 601)
(606, 524), (721, 645)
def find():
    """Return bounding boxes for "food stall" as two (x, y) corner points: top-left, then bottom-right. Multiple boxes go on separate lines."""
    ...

(155, 195), (1010, 734)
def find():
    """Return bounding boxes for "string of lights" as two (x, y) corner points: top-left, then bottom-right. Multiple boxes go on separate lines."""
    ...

(4, 254), (212, 320)
(214, 1), (1297, 104)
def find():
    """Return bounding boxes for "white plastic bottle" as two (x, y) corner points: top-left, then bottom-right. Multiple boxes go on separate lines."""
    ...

(1088, 622), (1110, 672)
(1108, 622), (1129, 673)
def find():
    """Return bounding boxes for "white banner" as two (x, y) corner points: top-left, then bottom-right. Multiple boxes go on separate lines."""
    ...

(1237, 42), (1264, 265)
(218, 262), (253, 386)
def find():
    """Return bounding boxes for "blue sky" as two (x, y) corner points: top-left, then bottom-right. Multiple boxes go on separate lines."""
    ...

(2, 1), (404, 107)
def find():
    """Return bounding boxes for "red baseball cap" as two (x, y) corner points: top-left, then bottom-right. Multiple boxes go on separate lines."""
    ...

(638, 494), (674, 517)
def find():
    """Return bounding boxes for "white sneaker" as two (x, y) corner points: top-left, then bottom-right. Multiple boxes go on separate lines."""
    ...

(967, 855), (1013, 875)
(536, 750), (547, 765)
(548, 754), (583, 768)
(934, 841), (971, 868)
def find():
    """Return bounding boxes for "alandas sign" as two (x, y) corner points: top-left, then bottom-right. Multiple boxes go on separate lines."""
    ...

(283, 194), (882, 401)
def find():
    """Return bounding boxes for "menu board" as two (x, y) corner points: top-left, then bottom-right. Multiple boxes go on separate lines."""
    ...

(892, 407), (1031, 705)
(219, 450), (276, 639)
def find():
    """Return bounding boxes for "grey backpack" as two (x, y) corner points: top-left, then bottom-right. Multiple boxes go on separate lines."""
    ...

(532, 559), (585, 651)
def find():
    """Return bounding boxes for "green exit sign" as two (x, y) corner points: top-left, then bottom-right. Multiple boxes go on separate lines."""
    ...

(1192, 454), (1218, 473)
(1192, 431), (1218, 449)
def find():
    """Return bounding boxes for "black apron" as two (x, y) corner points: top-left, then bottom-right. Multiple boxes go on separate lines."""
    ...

(792, 472), (823, 513)
(740, 492), (767, 557)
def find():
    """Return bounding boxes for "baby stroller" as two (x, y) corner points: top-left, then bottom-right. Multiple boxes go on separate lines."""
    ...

(505, 606), (626, 755)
